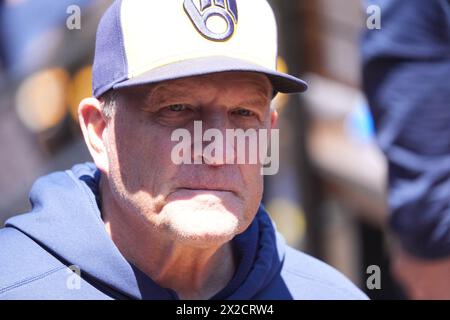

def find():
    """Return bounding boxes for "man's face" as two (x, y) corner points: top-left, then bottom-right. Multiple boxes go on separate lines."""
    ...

(103, 72), (274, 247)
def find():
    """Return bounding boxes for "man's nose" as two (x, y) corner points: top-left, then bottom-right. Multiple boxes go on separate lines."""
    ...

(192, 116), (236, 166)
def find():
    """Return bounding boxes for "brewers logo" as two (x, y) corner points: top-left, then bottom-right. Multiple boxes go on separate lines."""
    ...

(184, 0), (238, 41)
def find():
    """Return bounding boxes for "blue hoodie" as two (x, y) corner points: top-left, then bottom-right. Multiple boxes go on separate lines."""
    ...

(0, 163), (367, 300)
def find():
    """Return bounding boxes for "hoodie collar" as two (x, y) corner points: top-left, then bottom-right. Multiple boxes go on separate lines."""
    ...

(6, 162), (284, 300)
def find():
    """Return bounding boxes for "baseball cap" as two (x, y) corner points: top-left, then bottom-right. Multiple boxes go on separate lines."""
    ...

(92, 0), (308, 98)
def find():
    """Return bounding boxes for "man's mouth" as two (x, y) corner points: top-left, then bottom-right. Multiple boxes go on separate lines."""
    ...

(180, 186), (232, 192)
(168, 186), (238, 199)
(181, 187), (233, 193)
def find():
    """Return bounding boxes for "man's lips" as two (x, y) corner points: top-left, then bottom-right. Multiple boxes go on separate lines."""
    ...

(169, 185), (239, 198)
(177, 187), (234, 193)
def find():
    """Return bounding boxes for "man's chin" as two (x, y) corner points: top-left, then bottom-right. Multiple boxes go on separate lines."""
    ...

(159, 200), (242, 246)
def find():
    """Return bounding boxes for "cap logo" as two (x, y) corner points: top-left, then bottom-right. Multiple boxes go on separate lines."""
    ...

(183, 0), (238, 41)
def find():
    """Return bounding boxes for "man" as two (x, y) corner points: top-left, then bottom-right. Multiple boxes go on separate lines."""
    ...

(362, 0), (450, 299)
(0, 0), (367, 299)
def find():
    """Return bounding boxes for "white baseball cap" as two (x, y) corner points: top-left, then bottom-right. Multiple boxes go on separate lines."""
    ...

(92, 0), (308, 98)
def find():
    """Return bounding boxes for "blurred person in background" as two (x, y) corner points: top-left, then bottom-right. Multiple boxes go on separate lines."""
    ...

(362, 0), (450, 299)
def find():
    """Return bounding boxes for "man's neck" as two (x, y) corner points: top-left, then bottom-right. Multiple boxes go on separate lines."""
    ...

(100, 183), (236, 300)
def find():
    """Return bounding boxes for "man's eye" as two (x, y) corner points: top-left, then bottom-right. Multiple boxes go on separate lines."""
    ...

(233, 108), (255, 117)
(168, 104), (188, 112)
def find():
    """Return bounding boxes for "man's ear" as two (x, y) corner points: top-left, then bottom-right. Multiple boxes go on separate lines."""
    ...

(78, 97), (109, 173)
(270, 108), (278, 129)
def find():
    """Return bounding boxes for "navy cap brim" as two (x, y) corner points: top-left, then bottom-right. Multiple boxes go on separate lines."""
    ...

(112, 56), (308, 95)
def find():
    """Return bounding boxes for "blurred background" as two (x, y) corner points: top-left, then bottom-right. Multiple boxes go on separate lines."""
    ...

(0, 0), (404, 299)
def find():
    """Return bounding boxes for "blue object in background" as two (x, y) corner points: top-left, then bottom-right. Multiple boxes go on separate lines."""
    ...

(0, 0), (92, 78)
(346, 100), (376, 144)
